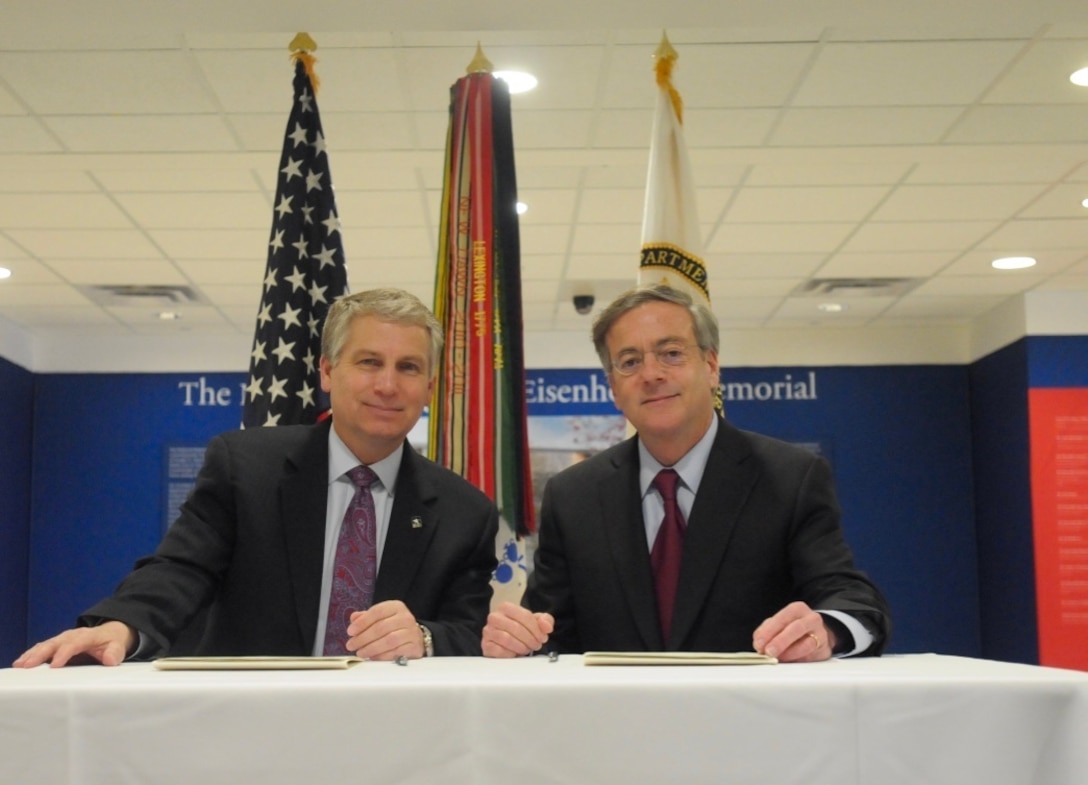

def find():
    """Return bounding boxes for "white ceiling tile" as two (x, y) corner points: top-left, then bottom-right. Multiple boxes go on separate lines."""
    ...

(1034, 274), (1088, 292)
(770, 107), (964, 145)
(682, 109), (781, 147)
(229, 114), (291, 153)
(982, 40), (1088, 104)
(0, 194), (133, 229)
(0, 234), (29, 259)
(0, 283), (91, 306)
(0, 117), (64, 153)
(947, 105), (1088, 143)
(46, 115), (241, 153)
(1019, 184), (1088, 218)
(708, 223), (854, 254)
(841, 221), (998, 252)
(335, 191), (424, 228)
(746, 163), (911, 186)
(0, 305), (117, 327)
(570, 223), (641, 254)
(0, 83), (25, 115)
(727, 186), (890, 223)
(114, 192), (270, 230)
(320, 113), (420, 151)
(48, 259), (189, 285)
(198, 284), (262, 307)
(696, 189), (737, 224)
(10, 229), (162, 259)
(582, 165), (652, 189)
(514, 110), (594, 149)
(178, 259), (266, 285)
(905, 161), (1074, 185)
(346, 225), (433, 260)
(883, 295), (1008, 317)
(150, 229), (269, 260)
(95, 169), (262, 193)
(914, 275), (1045, 296)
(519, 279), (562, 303)
(0, 258), (63, 283)
(818, 252), (954, 278)
(522, 224), (576, 255)
(870, 184), (1049, 221)
(516, 167), (585, 189)
(194, 49), (315, 114)
(0, 51), (219, 114)
(520, 255), (566, 280)
(794, 41), (1024, 106)
(942, 249), (1084, 276)
(605, 42), (818, 109)
(517, 190), (578, 224)
(593, 110), (657, 148)
(981, 218), (1088, 250)
(577, 189), (644, 223)
(711, 296), (783, 320)
(564, 254), (635, 279)
(710, 253), (826, 279)
(0, 172), (97, 193)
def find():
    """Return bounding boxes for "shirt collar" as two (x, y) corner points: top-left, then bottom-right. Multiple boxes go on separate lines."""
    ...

(327, 428), (404, 495)
(638, 414), (719, 498)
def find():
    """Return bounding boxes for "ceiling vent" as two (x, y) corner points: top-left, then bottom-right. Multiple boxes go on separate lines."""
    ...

(79, 284), (208, 308)
(792, 277), (920, 298)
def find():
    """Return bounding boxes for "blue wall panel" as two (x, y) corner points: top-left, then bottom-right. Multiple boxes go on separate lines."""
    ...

(722, 365), (979, 656)
(0, 357), (34, 663)
(969, 340), (1037, 664)
(28, 373), (244, 644)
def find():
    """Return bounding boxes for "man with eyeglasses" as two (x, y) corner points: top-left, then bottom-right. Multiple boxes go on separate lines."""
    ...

(482, 283), (890, 661)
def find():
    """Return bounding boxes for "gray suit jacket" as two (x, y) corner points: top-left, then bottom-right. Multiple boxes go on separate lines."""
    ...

(82, 420), (498, 656)
(525, 418), (890, 654)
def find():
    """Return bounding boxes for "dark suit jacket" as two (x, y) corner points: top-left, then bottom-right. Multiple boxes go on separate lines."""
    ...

(524, 418), (890, 655)
(81, 421), (498, 657)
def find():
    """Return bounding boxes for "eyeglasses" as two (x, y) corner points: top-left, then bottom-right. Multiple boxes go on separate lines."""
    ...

(610, 343), (698, 376)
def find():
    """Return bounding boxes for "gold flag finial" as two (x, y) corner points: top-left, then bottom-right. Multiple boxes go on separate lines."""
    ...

(652, 31), (683, 125)
(654, 31), (677, 62)
(466, 42), (494, 74)
(289, 32), (317, 53)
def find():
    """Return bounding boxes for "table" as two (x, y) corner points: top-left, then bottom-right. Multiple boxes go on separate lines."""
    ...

(1, 654), (1086, 785)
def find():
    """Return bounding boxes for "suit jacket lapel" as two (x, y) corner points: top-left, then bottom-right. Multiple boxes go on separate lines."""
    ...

(669, 420), (758, 649)
(600, 438), (663, 651)
(375, 445), (438, 602)
(280, 421), (333, 655)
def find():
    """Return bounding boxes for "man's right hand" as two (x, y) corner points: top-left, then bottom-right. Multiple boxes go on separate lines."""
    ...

(12, 620), (137, 668)
(481, 601), (555, 658)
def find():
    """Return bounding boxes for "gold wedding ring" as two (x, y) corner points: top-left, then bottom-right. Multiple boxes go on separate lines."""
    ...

(807, 632), (821, 649)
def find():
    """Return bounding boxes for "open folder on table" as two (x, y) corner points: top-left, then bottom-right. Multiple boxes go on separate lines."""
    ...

(583, 651), (778, 666)
(153, 656), (365, 671)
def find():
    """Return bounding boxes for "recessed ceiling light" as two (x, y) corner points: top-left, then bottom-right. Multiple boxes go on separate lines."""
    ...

(991, 256), (1036, 270)
(817, 302), (847, 313)
(516, 201), (528, 215)
(1082, 197), (1088, 209)
(1070, 67), (1088, 87)
(0, 267), (11, 280)
(493, 70), (538, 94)
(157, 311), (182, 320)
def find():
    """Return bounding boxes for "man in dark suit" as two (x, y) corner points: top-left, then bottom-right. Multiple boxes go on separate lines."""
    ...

(482, 284), (889, 661)
(16, 288), (498, 668)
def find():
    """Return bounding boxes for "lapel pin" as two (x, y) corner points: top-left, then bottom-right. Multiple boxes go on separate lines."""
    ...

(410, 516), (423, 529)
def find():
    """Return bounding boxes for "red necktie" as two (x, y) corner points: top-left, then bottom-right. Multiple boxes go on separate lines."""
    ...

(650, 469), (686, 642)
(322, 465), (378, 655)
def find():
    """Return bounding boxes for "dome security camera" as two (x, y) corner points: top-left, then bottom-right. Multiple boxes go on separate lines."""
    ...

(573, 294), (595, 315)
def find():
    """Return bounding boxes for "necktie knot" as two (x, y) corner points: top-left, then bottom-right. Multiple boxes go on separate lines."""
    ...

(347, 465), (378, 491)
(653, 469), (681, 503)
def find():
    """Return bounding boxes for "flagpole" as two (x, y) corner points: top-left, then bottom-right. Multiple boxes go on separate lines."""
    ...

(242, 33), (349, 429)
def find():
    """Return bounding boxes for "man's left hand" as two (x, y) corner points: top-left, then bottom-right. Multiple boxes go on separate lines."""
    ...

(752, 601), (837, 662)
(346, 600), (425, 660)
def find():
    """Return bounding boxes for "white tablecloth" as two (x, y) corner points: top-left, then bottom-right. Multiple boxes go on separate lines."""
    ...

(1, 653), (1086, 785)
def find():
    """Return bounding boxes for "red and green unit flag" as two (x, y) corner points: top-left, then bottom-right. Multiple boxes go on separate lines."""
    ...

(429, 49), (536, 558)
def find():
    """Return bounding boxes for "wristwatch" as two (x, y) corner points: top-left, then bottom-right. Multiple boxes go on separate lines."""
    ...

(418, 624), (434, 657)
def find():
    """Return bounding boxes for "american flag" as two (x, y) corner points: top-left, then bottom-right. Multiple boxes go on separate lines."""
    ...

(242, 55), (348, 428)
